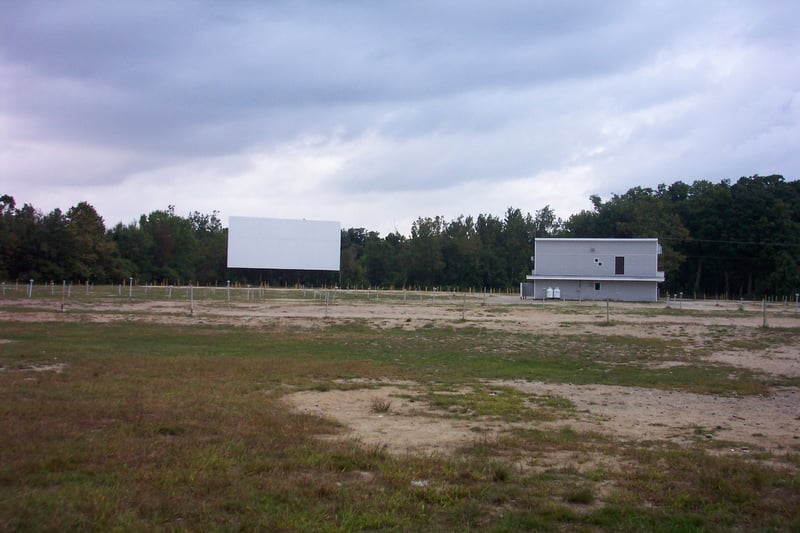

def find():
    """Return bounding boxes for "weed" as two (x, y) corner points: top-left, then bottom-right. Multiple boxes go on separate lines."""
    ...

(565, 486), (595, 505)
(370, 397), (392, 413)
(491, 462), (511, 482)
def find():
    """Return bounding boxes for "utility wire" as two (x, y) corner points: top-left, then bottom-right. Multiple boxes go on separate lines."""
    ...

(660, 236), (800, 247)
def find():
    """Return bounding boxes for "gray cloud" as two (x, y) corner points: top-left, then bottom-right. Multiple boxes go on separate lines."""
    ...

(1, 1), (798, 231)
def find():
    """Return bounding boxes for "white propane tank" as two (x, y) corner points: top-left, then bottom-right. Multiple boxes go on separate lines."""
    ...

(553, 287), (561, 299)
(546, 287), (554, 299)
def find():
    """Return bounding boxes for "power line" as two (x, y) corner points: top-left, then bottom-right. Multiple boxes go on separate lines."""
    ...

(660, 236), (800, 247)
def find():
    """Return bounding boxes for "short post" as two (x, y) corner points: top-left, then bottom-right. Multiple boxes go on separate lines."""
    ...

(679, 292), (683, 310)
(28, 278), (34, 298)
(190, 284), (194, 315)
(226, 280), (231, 303)
(1, 282), (5, 297)
(168, 285), (172, 299)
(50, 281), (55, 296)
(462, 293), (466, 320)
(325, 290), (329, 317)
(762, 298), (767, 328)
(129, 277), (133, 298)
(795, 293), (799, 315)
(61, 280), (66, 312)
(606, 299), (610, 324)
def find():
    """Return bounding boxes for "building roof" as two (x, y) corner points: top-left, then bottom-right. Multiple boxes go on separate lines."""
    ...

(527, 274), (665, 282)
(535, 237), (659, 242)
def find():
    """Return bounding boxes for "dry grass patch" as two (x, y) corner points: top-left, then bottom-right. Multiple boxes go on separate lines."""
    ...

(2, 295), (799, 530)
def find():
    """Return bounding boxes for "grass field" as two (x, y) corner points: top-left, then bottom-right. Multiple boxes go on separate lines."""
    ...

(1, 288), (799, 531)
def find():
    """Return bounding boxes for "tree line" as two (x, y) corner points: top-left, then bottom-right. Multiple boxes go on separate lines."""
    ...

(0, 198), (227, 286)
(565, 175), (800, 298)
(1, 174), (798, 298)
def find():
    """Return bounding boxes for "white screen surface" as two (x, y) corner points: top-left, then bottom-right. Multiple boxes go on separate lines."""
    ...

(227, 216), (341, 271)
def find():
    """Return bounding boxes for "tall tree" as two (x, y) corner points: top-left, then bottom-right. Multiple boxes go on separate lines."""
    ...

(441, 215), (481, 289)
(533, 205), (562, 237)
(0, 195), (18, 279)
(727, 175), (800, 296)
(188, 210), (227, 283)
(502, 208), (534, 286)
(340, 228), (367, 287)
(66, 202), (119, 282)
(674, 180), (733, 296)
(383, 231), (408, 288)
(476, 213), (505, 288)
(564, 187), (688, 290)
(11, 203), (43, 281)
(37, 208), (71, 281)
(407, 216), (445, 287)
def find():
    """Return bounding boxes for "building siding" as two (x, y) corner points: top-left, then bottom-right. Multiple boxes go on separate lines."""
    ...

(531, 279), (658, 302)
(526, 238), (663, 302)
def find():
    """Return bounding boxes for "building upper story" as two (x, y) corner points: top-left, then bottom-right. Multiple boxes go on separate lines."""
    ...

(529, 238), (665, 282)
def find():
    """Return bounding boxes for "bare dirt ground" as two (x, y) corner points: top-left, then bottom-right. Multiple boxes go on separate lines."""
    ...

(2, 291), (799, 457)
(287, 380), (800, 457)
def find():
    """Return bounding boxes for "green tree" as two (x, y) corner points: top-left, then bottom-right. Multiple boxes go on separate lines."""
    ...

(11, 203), (43, 281)
(502, 207), (534, 287)
(340, 228), (367, 288)
(37, 208), (72, 281)
(407, 216), (445, 288)
(727, 175), (800, 297)
(441, 215), (481, 289)
(383, 231), (408, 288)
(188, 210), (227, 283)
(362, 231), (391, 288)
(144, 207), (198, 283)
(673, 180), (734, 296)
(0, 195), (19, 279)
(768, 250), (799, 296)
(65, 202), (119, 282)
(533, 205), (562, 237)
(109, 221), (154, 280)
(476, 213), (505, 288)
(564, 187), (688, 290)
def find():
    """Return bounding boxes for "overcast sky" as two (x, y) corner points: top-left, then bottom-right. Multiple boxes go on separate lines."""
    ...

(1, 1), (798, 235)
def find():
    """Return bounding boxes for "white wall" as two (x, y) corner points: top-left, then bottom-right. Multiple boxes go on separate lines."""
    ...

(227, 216), (341, 271)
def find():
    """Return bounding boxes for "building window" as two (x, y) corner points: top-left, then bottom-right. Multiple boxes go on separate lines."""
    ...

(594, 282), (601, 291)
(615, 256), (625, 275)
